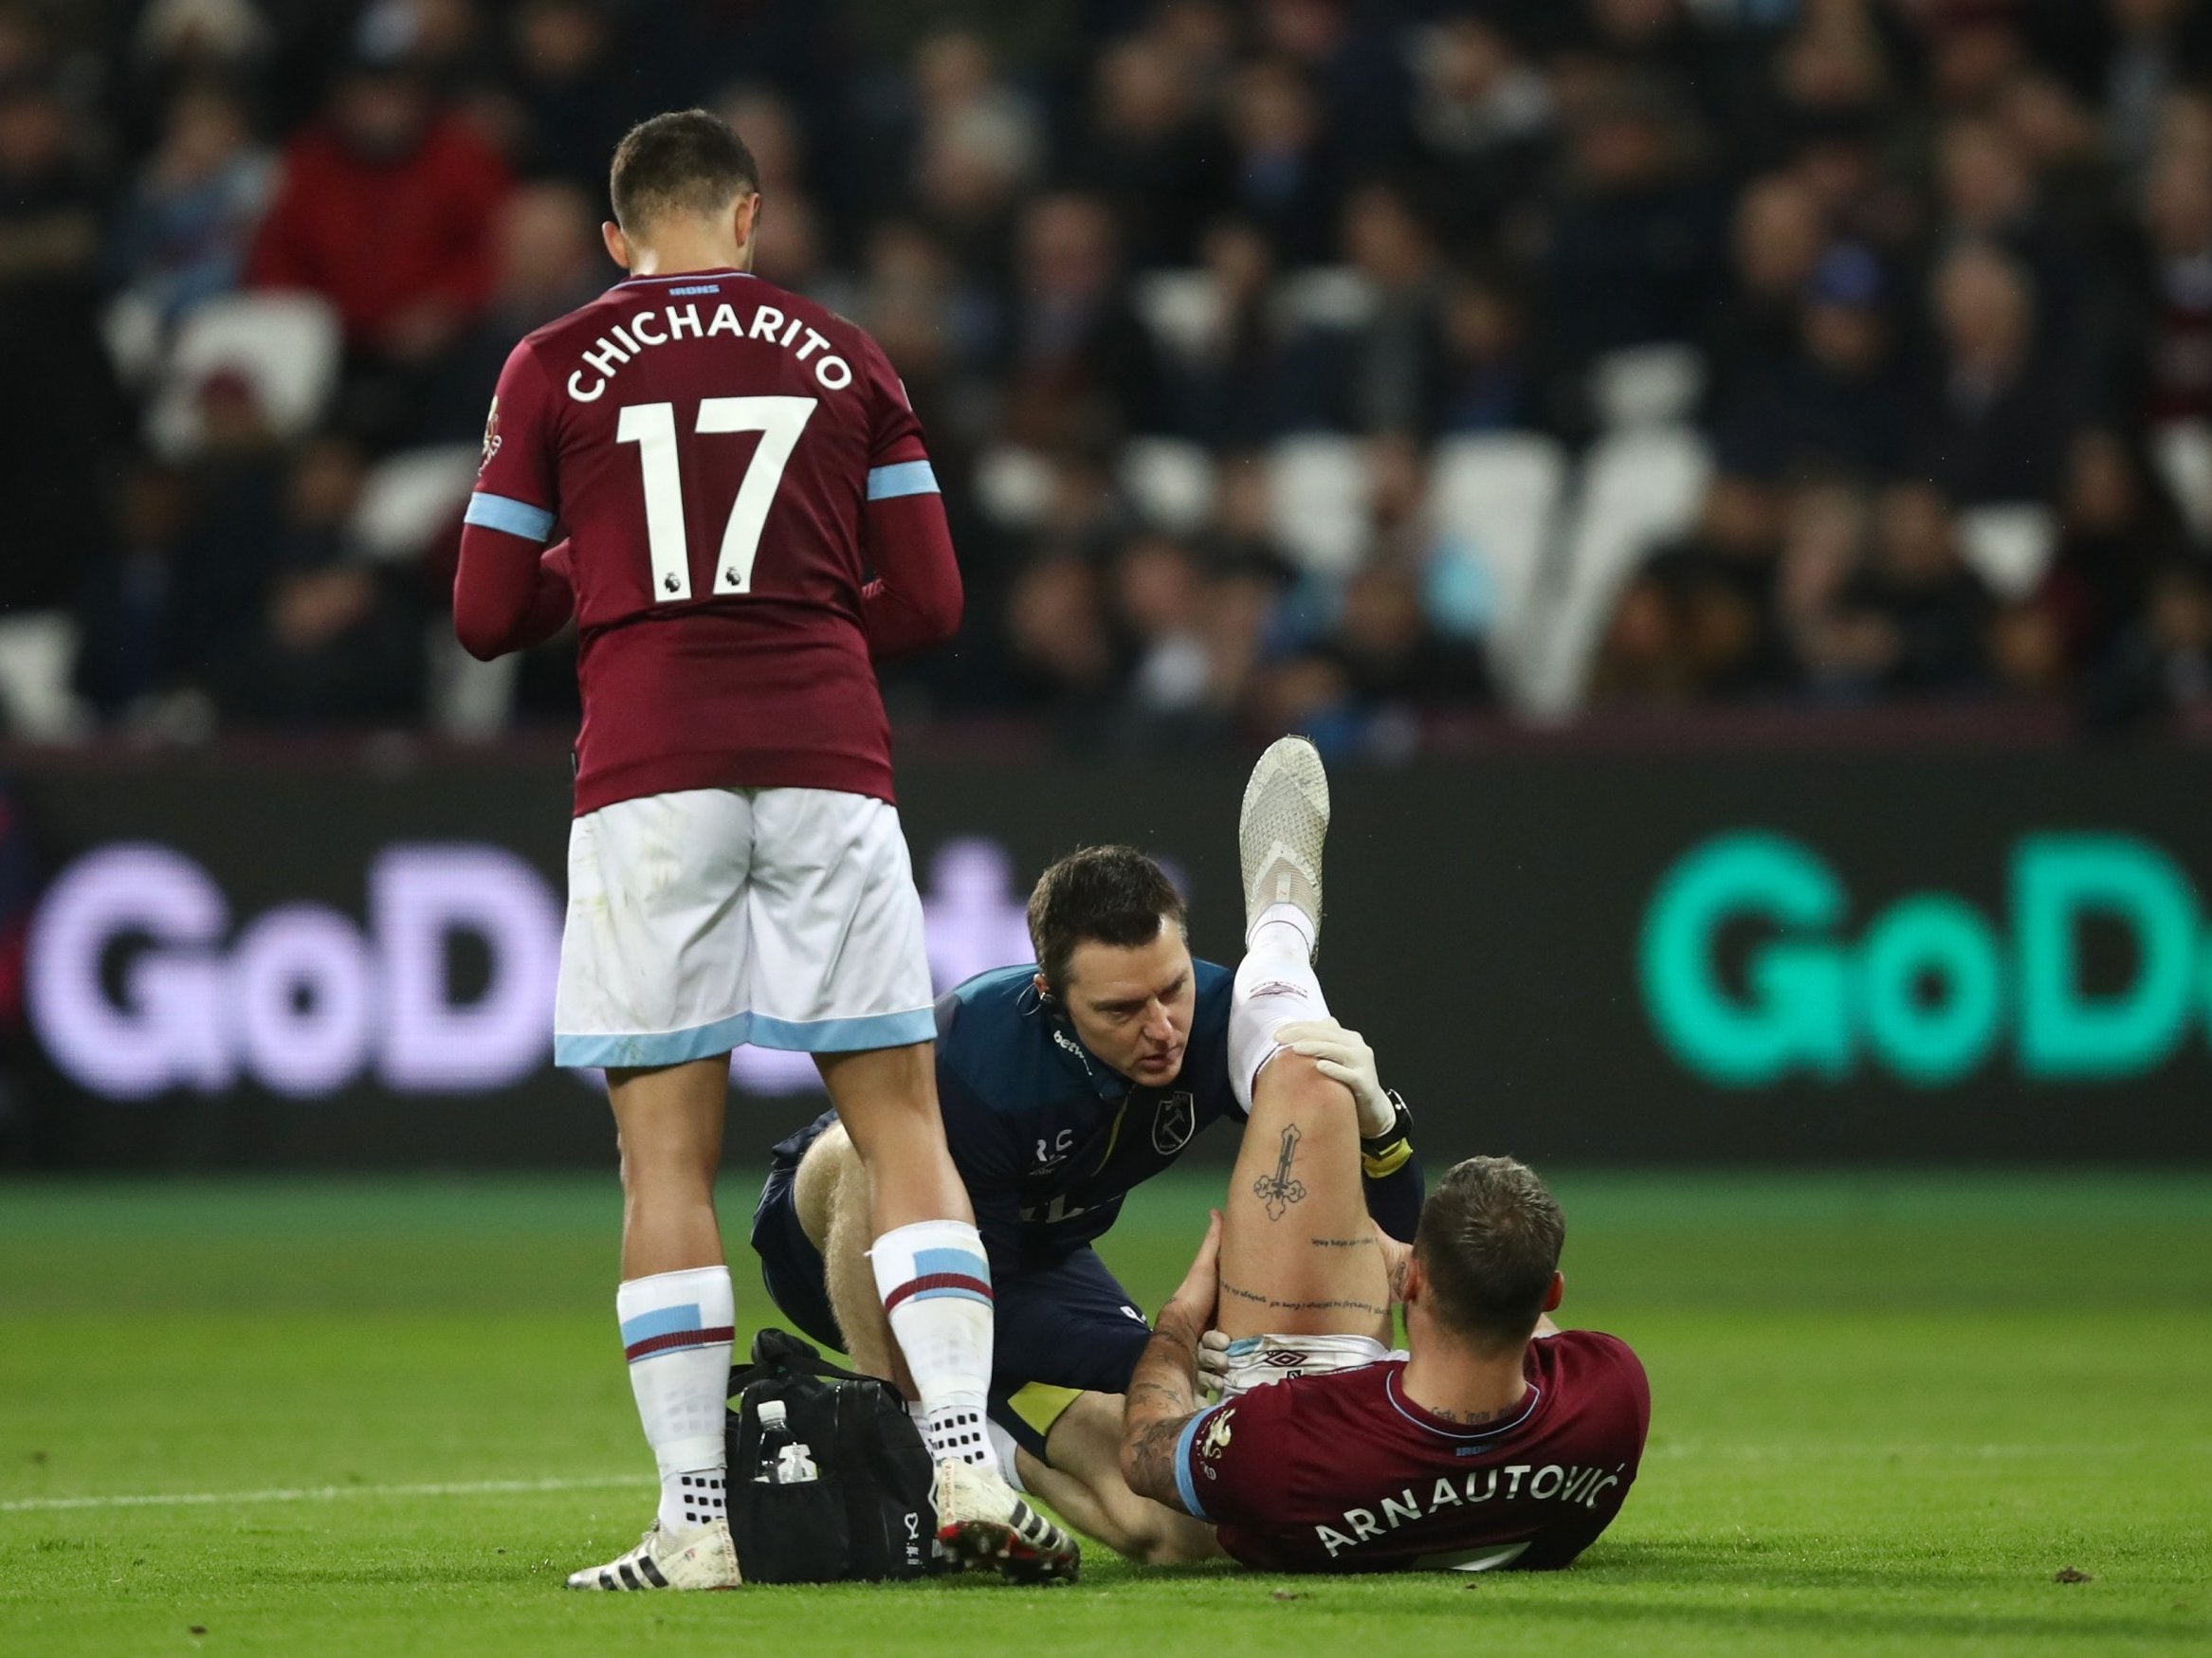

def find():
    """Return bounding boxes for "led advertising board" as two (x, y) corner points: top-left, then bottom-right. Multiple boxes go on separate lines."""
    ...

(6, 747), (2207, 1167)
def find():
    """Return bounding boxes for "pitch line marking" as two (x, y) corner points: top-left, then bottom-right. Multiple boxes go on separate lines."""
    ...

(0, 1475), (648, 1513)
(1645, 1442), (2185, 1461)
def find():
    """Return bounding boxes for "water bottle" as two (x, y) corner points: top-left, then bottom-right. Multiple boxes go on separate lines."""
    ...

(753, 1399), (793, 1484)
(753, 1398), (819, 1485)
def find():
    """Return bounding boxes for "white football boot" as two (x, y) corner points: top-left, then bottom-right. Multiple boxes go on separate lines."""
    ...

(1238, 735), (1329, 954)
(565, 1517), (741, 1591)
(932, 1458), (1081, 1584)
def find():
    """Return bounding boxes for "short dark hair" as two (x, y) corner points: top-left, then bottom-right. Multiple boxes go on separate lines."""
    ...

(609, 109), (759, 234)
(1413, 1157), (1565, 1353)
(1026, 846), (1186, 993)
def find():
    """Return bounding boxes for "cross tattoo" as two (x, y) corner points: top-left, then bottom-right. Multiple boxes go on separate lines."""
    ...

(1253, 1124), (1307, 1220)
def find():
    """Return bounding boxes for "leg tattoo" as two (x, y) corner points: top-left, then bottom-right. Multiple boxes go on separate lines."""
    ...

(1252, 1123), (1307, 1220)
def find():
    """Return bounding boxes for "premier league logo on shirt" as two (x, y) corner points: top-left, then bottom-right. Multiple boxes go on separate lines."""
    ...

(479, 395), (502, 473)
(1152, 1091), (1196, 1156)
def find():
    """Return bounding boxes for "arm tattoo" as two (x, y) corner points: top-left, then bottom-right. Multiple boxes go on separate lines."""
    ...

(1252, 1123), (1307, 1219)
(1121, 1310), (1204, 1509)
(1122, 1414), (1190, 1507)
(1308, 1235), (1375, 1248)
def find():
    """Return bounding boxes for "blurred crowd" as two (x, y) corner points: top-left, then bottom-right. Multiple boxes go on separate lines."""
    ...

(11, 0), (2212, 753)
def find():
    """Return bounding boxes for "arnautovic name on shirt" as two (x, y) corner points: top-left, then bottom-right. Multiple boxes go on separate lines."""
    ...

(1312, 1462), (1628, 1559)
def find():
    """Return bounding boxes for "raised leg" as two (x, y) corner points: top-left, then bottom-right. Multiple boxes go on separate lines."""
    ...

(1215, 733), (1388, 1345)
(1216, 1048), (1391, 1342)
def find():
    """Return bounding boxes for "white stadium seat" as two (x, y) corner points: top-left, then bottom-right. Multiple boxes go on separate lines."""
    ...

(1267, 434), (1370, 575)
(1120, 436), (1216, 535)
(1525, 425), (1713, 718)
(145, 290), (342, 459)
(1954, 502), (2058, 602)
(1131, 269), (1221, 364)
(1427, 431), (1568, 700)
(100, 292), (165, 389)
(426, 627), (521, 738)
(0, 611), (89, 742)
(2151, 419), (2212, 546)
(1274, 265), (1377, 333)
(970, 444), (1056, 532)
(1589, 342), (1706, 430)
(353, 445), (483, 564)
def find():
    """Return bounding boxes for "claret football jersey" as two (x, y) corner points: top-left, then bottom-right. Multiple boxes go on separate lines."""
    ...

(1175, 1329), (1650, 1574)
(467, 269), (935, 813)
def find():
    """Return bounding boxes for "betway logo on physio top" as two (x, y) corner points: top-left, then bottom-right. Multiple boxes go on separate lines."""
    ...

(1641, 831), (2212, 1086)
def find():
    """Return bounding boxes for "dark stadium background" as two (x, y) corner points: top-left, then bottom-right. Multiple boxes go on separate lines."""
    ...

(2, 0), (2210, 1172)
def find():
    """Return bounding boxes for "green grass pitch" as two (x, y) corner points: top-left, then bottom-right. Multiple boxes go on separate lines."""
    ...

(1, 1170), (2206, 1656)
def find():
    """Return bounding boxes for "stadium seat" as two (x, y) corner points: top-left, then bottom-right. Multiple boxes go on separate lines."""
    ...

(1275, 266), (1377, 332)
(144, 291), (341, 459)
(0, 611), (90, 742)
(1120, 437), (1216, 535)
(1954, 503), (2058, 602)
(353, 445), (482, 564)
(1267, 434), (1370, 575)
(2152, 419), (2212, 546)
(1426, 432), (1568, 701)
(1525, 426), (1713, 717)
(1589, 342), (1706, 430)
(971, 444), (1056, 531)
(100, 291), (164, 389)
(1131, 269), (1221, 364)
(425, 626), (521, 738)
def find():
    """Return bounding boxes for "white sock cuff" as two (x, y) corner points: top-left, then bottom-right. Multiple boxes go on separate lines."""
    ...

(1230, 938), (1329, 1113)
(617, 1266), (735, 1321)
(868, 1219), (992, 1308)
(1247, 902), (1316, 958)
(617, 1266), (735, 1360)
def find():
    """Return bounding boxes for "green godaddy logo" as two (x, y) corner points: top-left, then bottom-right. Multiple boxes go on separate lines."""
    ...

(1640, 831), (2208, 1086)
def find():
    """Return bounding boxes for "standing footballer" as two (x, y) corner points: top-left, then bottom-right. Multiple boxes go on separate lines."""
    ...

(453, 110), (1076, 1589)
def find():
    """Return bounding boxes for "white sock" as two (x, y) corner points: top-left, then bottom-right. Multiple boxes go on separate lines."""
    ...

(871, 1219), (1000, 1475)
(617, 1266), (735, 1533)
(1247, 898), (1316, 958)
(986, 1417), (1026, 1489)
(1231, 903), (1330, 1112)
(906, 1398), (1025, 1491)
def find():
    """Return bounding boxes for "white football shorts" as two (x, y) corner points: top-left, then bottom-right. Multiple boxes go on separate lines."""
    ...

(552, 786), (935, 1067)
(1216, 1333), (1397, 1399)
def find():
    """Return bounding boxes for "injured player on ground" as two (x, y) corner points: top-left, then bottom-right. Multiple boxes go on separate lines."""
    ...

(1116, 738), (1650, 1574)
